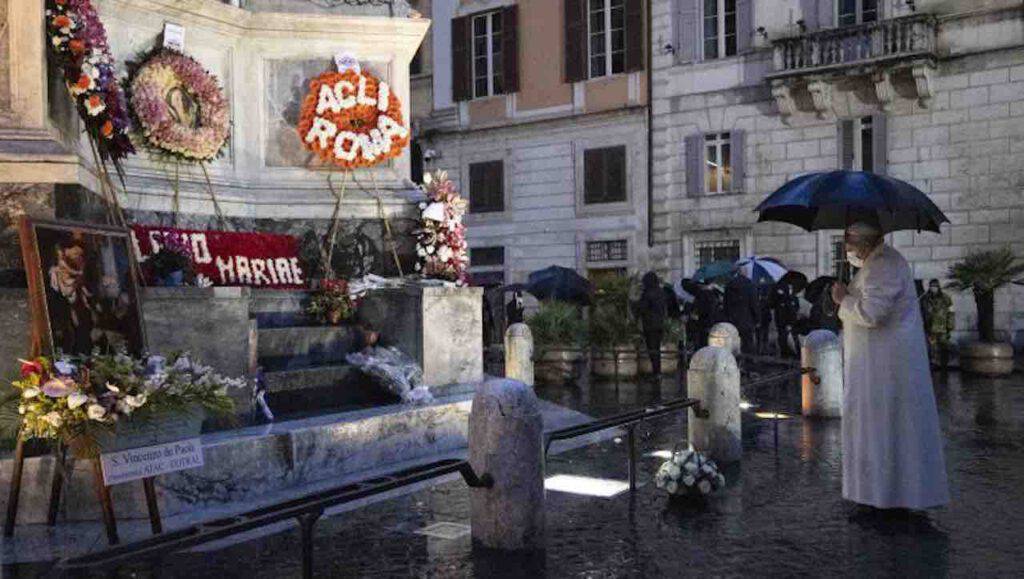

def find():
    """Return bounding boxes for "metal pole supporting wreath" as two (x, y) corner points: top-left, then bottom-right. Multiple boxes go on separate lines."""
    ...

(199, 162), (228, 231)
(368, 172), (404, 277)
(322, 172), (348, 279)
(85, 135), (129, 229)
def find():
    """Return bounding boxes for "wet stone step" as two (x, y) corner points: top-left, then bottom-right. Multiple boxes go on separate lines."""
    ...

(257, 325), (361, 363)
(262, 364), (360, 393)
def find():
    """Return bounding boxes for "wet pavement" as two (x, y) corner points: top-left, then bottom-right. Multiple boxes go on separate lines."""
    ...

(9, 369), (1024, 577)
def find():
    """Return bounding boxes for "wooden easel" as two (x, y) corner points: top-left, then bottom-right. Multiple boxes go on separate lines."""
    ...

(3, 217), (162, 545)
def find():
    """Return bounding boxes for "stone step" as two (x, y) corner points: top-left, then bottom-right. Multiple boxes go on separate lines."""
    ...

(257, 325), (360, 364)
(251, 289), (314, 328)
(262, 364), (358, 393)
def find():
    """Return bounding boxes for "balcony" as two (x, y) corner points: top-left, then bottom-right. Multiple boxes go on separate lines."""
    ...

(765, 14), (938, 118)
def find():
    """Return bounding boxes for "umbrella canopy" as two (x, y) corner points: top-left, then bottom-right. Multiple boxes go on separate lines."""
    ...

(693, 260), (736, 283)
(511, 265), (593, 304)
(754, 170), (949, 233)
(805, 276), (837, 304)
(735, 256), (787, 283)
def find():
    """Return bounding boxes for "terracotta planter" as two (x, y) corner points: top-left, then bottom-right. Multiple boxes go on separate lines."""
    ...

(534, 347), (585, 385)
(639, 343), (679, 375)
(592, 346), (638, 379)
(960, 341), (1015, 376)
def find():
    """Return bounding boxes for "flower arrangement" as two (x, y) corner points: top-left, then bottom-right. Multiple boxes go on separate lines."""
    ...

(45, 0), (134, 162)
(654, 445), (726, 498)
(296, 69), (409, 169)
(414, 171), (468, 285)
(128, 49), (230, 161)
(306, 279), (357, 325)
(144, 232), (193, 286)
(6, 352), (244, 455)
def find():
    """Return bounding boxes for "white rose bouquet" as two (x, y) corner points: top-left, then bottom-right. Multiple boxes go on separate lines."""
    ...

(654, 445), (726, 498)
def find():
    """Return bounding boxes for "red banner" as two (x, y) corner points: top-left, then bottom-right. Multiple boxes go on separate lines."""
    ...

(130, 225), (307, 289)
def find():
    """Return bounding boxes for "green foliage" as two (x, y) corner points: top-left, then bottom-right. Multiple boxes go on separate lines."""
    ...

(946, 247), (1024, 294)
(589, 276), (640, 350)
(527, 300), (588, 348)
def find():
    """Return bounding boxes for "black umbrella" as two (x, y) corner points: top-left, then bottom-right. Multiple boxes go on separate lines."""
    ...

(754, 170), (949, 233)
(508, 265), (593, 305)
(805, 276), (837, 304)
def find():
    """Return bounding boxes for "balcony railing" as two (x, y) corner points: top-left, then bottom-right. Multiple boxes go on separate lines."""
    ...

(769, 13), (937, 78)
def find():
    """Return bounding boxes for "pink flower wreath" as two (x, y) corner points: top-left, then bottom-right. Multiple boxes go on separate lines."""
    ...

(129, 50), (229, 161)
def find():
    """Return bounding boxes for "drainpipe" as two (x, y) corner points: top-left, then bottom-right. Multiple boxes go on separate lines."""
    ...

(645, 0), (654, 248)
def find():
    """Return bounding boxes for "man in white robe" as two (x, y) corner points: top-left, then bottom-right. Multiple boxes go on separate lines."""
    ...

(831, 223), (950, 510)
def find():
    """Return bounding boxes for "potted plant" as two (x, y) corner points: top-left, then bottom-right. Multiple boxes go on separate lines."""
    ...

(307, 279), (356, 325)
(590, 276), (640, 379)
(147, 234), (193, 287)
(526, 300), (588, 385)
(947, 247), (1024, 376)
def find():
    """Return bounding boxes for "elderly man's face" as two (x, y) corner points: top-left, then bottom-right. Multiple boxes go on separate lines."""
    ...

(843, 232), (877, 259)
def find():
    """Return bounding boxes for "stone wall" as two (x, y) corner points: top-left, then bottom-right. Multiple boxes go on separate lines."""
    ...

(429, 109), (650, 284)
(650, 4), (1024, 345)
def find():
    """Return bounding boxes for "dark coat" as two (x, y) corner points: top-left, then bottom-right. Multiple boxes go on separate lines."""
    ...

(724, 275), (759, 331)
(770, 283), (801, 327)
(637, 272), (668, 333)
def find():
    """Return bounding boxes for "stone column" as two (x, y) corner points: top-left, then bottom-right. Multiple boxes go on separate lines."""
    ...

(687, 345), (742, 463)
(801, 329), (843, 418)
(469, 379), (545, 551)
(708, 322), (741, 355)
(504, 323), (534, 386)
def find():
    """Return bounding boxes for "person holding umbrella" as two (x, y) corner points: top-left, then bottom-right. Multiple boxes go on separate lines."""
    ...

(757, 170), (950, 514)
(830, 222), (949, 512)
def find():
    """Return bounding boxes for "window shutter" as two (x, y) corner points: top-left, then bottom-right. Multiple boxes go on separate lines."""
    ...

(492, 161), (505, 211)
(502, 6), (520, 93)
(816, 0), (834, 28)
(675, 0), (699, 62)
(736, 0), (754, 53)
(730, 130), (745, 192)
(800, 0), (818, 29)
(564, 0), (587, 82)
(685, 134), (704, 197)
(625, 0), (645, 72)
(451, 16), (471, 101)
(871, 114), (887, 175)
(838, 120), (855, 170)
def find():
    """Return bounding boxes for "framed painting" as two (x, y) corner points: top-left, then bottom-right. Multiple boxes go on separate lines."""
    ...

(18, 217), (146, 357)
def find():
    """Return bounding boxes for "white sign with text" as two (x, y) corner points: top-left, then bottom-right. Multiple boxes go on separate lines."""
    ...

(100, 438), (204, 486)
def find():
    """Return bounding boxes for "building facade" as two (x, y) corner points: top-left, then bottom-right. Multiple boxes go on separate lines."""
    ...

(419, 0), (651, 286)
(650, 0), (1024, 343)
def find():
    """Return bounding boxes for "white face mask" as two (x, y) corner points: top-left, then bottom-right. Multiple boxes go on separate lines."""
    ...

(846, 251), (865, 269)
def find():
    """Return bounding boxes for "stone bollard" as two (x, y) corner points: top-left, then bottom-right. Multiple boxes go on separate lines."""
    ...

(687, 345), (742, 463)
(504, 323), (534, 386)
(708, 322), (741, 355)
(801, 329), (843, 418)
(469, 379), (545, 551)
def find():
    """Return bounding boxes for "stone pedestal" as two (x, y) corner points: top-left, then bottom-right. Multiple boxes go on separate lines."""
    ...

(357, 286), (483, 387)
(708, 322), (741, 354)
(687, 346), (742, 464)
(504, 323), (534, 386)
(801, 330), (843, 418)
(469, 379), (545, 551)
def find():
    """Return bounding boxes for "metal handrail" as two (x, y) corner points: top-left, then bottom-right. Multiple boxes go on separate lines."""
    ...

(58, 458), (491, 577)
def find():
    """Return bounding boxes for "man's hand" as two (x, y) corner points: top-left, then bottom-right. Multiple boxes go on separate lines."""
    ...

(831, 282), (848, 305)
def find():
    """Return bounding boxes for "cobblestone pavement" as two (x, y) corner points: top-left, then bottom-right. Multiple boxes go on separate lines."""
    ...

(12, 370), (1024, 578)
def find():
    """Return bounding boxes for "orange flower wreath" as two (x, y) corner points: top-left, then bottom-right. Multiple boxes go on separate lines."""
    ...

(296, 69), (410, 170)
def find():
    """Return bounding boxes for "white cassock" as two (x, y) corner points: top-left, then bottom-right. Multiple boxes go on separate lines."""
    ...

(838, 243), (950, 509)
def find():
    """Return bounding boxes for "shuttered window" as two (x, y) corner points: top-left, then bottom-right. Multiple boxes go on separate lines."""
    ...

(677, 0), (752, 62)
(567, 0), (643, 82)
(453, 7), (518, 101)
(584, 146), (627, 204)
(469, 161), (505, 213)
(838, 115), (886, 174)
(686, 131), (744, 196)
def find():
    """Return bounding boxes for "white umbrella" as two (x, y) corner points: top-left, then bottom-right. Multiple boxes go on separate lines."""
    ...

(735, 256), (787, 283)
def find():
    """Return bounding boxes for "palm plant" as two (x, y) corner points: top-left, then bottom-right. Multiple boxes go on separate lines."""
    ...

(526, 300), (588, 349)
(947, 247), (1024, 342)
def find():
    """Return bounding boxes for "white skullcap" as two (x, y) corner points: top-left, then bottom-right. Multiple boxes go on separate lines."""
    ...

(846, 221), (882, 237)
